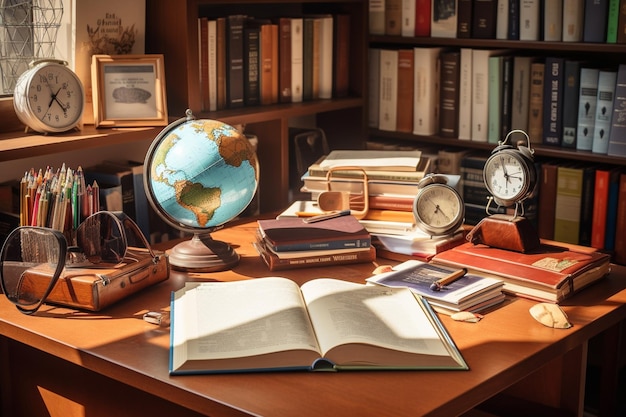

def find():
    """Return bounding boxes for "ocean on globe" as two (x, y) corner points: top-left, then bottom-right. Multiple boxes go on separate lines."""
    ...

(145, 117), (259, 230)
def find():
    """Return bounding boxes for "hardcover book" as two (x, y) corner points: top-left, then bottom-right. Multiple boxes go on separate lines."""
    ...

(542, 57), (565, 146)
(576, 67), (600, 151)
(431, 0), (458, 38)
(457, 0), (473, 38)
(507, 0), (520, 39)
(396, 49), (415, 133)
(472, 0), (498, 38)
(510, 56), (533, 132)
(257, 215), (371, 252)
(415, 0), (432, 36)
(543, 0), (563, 41)
(243, 23), (261, 106)
(583, 0), (610, 42)
(607, 64), (626, 157)
(495, 0), (508, 39)
(562, 0), (584, 41)
(226, 14), (247, 108)
(471, 49), (507, 142)
(291, 18), (304, 103)
(378, 49), (399, 132)
(278, 17), (292, 103)
(591, 167), (614, 249)
(554, 164), (583, 244)
(386, 0), (403, 35)
(537, 161), (558, 240)
(519, 0), (540, 40)
(431, 241), (611, 303)
(413, 47), (443, 135)
(169, 278), (468, 374)
(333, 14), (351, 98)
(561, 60), (581, 148)
(457, 48), (473, 140)
(438, 50), (460, 137)
(315, 149), (424, 172)
(591, 70), (618, 154)
(527, 61), (545, 144)
(366, 260), (505, 314)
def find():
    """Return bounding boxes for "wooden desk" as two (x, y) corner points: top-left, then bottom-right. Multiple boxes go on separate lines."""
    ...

(1, 218), (625, 417)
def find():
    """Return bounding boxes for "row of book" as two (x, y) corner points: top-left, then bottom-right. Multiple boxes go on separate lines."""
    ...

(371, 0), (626, 43)
(197, 13), (350, 112)
(369, 46), (626, 157)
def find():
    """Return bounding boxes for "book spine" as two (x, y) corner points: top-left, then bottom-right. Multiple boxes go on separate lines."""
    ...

(543, 0), (563, 41)
(226, 15), (246, 108)
(607, 64), (626, 157)
(438, 50), (460, 138)
(591, 70), (618, 154)
(583, 0), (609, 42)
(415, 0), (432, 36)
(208, 20), (218, 111)
(333, 14), (351, 98)
(368, 194), (414, 211)
(431, 0), (458, 38)
(605, 170), (622, 250)
(244, 25), (261, 106)
(528, 62), (545, 144)
(561, 60), (581, 149)
(260, 23), (276, 105)
(368, 48), (381, 128)
(308, 168), (425, 182)
(216, 17), (227, 110)
(386, 0), (403, 35)
(537, 162), (558, 240)
(318, 16), (334, 100)
(402, 0), (416, 36)
(562, 0), (584, 42)
(613, 173), (626, 264)
(413, 47), (442, 135)
(378, 49), (399, 132)
(471, 49), (502, 142)
(302, 18), (315, 101)
(199, 17), (210, 111)
(606, 0), (620, 43)
(369, 0), (386, 34)
(576, 67), (600, 151)
(591, 168), (610, 249)
(495, 0), (509, 39)
(457, 0), (473, 38)
(578, 166), (595, 246)
(487, 55), (503, 143)
(510, 56), (532, 132)
(507, 0), (520, 39)
(259, 245), (376, 271)
(542, 57), (565, 146)
(278, 17), (292, 103)
(519, 0), (540, 40)
(472, 0), (498, 39)
(554, 165), (583, 244)
(500, 55), (513, 138)
(267, 237), (372, 253)
(396, 49), (415, 133)
(457, 48), (473, 140)
(291, 18), (304, 103)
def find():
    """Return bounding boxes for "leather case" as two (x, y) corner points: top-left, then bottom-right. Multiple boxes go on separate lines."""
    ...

(20, 248), (169, 311)
(466, 214), (541, 253)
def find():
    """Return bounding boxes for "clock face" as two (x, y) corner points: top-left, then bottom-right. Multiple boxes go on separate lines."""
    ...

(483, 150), (531, 206)
(413, 183), (464, 236)
(16, 61), (84, 133)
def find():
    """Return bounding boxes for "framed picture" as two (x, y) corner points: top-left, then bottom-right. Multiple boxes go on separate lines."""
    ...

(91, 54), (168, 128)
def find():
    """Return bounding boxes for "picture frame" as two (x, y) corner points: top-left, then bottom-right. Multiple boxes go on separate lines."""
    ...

(91, 54), (168, 128)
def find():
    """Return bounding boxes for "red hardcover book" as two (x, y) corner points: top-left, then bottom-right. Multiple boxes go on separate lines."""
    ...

(333, 14), (351, 98)
(591, 167), (611, 249)
(396, 49), (414, 133)
(414, 0), (432, 36)
(431, 241), (611, 303)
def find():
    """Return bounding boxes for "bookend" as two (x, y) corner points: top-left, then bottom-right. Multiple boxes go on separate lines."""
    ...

(466, 213), (540, 253)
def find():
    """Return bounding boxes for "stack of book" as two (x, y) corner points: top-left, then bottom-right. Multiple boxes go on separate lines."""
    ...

(366, 260), (505, 316)
(254, 214), (376, 271)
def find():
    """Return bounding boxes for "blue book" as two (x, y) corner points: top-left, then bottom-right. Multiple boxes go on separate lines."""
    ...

(604, 168), (623, 251)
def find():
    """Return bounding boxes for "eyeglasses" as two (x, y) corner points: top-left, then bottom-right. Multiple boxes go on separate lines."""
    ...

(0, 211), (154, 314)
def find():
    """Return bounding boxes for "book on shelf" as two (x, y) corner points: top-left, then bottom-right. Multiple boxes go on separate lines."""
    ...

(576, 67), (600, 151)
(510, 55), (534, 132)
(608, 64), (626, 157)
(254, 235), (376, 271)
(499, 55), (514, 138)
(259, 22), (278, 105)
(378, 49), (399, 132)
(527, 61), (545, 144)
(591, 69), (618, 154)
(243, 22), (261, 106)
(457, 0), (473, 38)
(402, 0), (416, 36)
(578, 165), (596, 247)
(615, 0), (626, 43)
(226, 14), (247, 108)
(554, 164), (584, 244)
(606, 0), (620, 43)
(507, 0), (520, 39)
(562, 0), (584, 41)
(471, 49), (508, 142)
(561, 60), (581, 149)
(458, 48), (473, 140)
(278, 17), (292, 103)
(257, 215), (371, 252)
(369, 0), (386, 35)
(431, 241), (611, 303)
(413, 47), (442, 135)
(365, 260), (505, 315)
(316, 14), (334, 100)
(302, 16), (319, 101)
(537, 161), (558, 240)
(368, 48), (381, 128)
(290, 17), (304, 103)
(198, 17), (211, 111)
(542, 56), (565, 146)
(583, 0), (610, 42)
(431, 0), (458, 38)
(415, 0), (432, 36)
(591, 167), (616, 249)
(385, 0), (403, 35)
(613, 173), (626, 265)
(519, 0), (540, 40)
(333, 14), (350, 98)
(216, 17), (228, 110)
(543, 0), (563, 41)
(604, 168), (624, 251)
(169, 278), (469, 374)
(439, 50), (460, 138)
(396, 49), (415, 133)
(487, 55), (504, 143)
(472, 0), (498, 39)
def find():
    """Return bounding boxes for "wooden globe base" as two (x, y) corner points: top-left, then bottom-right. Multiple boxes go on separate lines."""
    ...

(168, 233), (239, 272)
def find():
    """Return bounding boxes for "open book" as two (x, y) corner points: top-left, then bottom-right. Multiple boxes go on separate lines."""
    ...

(170, 278), (468, 374)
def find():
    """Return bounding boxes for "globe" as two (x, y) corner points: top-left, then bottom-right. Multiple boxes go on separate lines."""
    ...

(144, 109), (259, 271)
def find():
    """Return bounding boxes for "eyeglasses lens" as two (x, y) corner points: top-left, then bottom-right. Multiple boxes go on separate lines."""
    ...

(76, 213), (126, 265)
(1, 228), (65, 311)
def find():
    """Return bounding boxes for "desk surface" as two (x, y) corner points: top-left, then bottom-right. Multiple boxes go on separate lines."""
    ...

(1, 217), (626, 417)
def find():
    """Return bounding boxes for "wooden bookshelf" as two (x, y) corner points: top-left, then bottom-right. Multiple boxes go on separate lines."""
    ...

(145, 0), (369, 213)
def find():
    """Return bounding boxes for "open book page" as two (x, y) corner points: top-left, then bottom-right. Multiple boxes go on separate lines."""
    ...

(300, 279), (467, 369)
(170, 279), (321, 373)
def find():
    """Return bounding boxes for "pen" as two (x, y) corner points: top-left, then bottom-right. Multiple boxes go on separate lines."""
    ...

(303, 209), (351, 223)
(430, 268), (467, 291)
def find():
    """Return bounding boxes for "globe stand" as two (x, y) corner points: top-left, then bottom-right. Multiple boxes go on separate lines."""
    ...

(168, 233), (240, 272)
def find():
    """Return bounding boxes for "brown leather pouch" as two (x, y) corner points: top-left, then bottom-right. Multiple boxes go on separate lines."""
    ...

(466, 214), (540, 253)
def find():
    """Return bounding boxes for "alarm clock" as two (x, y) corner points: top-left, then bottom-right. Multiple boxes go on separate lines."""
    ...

(483, 129), (537, 210)
(13, 59), (85, 134)
(412, 174), (464, 236)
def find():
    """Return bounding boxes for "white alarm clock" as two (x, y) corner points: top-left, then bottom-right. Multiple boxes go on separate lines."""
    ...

(13, 59), (85, 134)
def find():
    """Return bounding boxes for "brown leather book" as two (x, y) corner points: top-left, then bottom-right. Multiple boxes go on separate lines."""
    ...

(396, 49), (414, 133)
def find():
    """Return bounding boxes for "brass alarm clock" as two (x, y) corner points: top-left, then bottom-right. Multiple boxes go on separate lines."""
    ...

(13, 59), (85, 134)
(412, 174), (464, 236)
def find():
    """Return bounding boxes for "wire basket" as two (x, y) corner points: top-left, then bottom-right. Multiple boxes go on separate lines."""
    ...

(0, 0), (63, 94)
